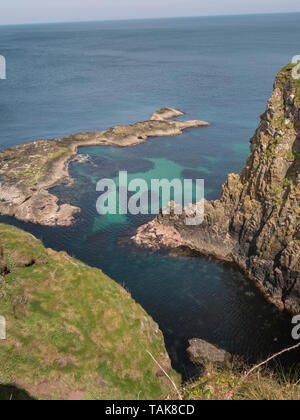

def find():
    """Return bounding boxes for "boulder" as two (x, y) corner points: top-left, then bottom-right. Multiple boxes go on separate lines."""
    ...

(187, 339), (232, 366)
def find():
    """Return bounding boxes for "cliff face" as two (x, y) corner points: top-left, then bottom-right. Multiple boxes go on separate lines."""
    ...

(133, 64), (300, 314)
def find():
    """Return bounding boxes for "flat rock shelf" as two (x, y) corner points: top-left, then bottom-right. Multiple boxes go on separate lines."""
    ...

(0, 108), (209, 226)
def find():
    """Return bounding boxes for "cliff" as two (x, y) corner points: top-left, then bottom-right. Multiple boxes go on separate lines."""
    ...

(0, 223), (180, 400)
(133, 64), (300, 314)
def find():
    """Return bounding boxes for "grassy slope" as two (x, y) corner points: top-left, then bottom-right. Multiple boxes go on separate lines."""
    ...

(0, 223), (180, 400)
(183, 362), (300, 401)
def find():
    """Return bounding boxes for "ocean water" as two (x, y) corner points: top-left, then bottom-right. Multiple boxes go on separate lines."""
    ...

(0, 13), (299, 377)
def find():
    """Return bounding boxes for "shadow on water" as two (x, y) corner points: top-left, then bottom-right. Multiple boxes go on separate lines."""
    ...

(0, 385), (36, 400)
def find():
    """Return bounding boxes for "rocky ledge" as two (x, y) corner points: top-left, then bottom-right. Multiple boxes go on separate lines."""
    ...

(187, 339), (232, 367)
(133, 64), (300, 314)
(0, 108), (209, 226)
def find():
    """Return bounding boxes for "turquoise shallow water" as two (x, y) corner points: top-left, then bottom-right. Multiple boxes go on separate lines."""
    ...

(0, 14), (299, 377)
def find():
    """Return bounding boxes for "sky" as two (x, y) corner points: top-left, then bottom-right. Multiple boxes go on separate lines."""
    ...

(1, 0), (300, 25)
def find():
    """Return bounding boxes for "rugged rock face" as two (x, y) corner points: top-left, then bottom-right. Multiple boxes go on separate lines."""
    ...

(0, 109), (209, 226)
(133, 64), (300, 314)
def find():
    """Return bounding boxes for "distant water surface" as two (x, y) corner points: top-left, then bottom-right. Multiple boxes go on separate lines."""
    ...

(0, 13), (299, 377)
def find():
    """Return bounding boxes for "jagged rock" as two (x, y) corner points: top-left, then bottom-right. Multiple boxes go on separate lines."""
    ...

(132, 64), (300, 314)
(187, 339), (232, 366)
(73, 154), (91, 164)
(151, 107), (184, 121)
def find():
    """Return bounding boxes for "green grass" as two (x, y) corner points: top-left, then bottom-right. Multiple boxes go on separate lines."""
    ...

(279, 62), (300, 107)
(182, 361), (300, 401)
(287, 151), (296, 161)
(0, 224), (180, 400)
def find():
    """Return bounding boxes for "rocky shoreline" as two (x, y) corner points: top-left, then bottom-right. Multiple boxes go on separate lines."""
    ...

(132, 65), (300, 314)
(0, 108), (209, 226)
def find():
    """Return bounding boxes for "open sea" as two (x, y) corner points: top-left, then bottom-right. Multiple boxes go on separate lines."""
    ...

(0, 13), (299, 378)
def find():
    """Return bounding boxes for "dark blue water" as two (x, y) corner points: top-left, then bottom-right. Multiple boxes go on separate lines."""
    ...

(0, 14), (299, 378)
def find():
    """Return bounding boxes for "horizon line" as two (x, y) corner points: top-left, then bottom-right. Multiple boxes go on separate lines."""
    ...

(0, 10), (300, 28)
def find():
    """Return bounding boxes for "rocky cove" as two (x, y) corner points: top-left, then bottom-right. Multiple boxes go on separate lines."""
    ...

(132, 64), (300, 315)
(1, 65), (297, 357)
(1, 13), (300, 400)
(0, 63), (299, 399)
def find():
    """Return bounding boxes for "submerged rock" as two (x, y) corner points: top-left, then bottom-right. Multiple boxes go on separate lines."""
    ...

(187, 339), (232, 366)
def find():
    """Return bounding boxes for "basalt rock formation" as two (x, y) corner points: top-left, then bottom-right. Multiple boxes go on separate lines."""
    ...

(133, 64), (300, 314)
(0, 108), (209, 227)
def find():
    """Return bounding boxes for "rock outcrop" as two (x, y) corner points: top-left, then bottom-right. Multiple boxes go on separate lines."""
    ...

(187, 339), (232, 366)
(133, 64), (300, 314)
(151, 107), (184, 121)
(0, 109), (209, 226)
